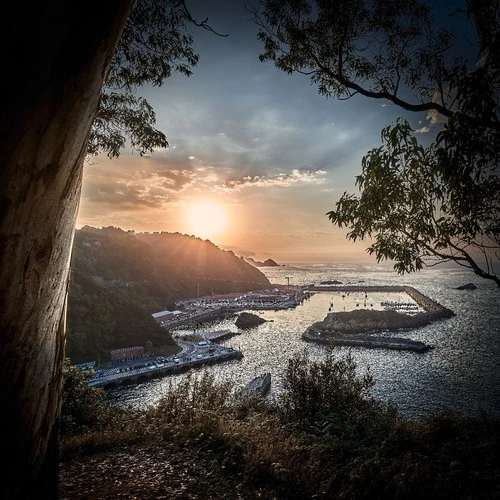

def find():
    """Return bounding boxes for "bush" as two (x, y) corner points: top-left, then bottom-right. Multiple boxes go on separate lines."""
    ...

(279, 348), (376, 429)
(60, 359), (113, 436)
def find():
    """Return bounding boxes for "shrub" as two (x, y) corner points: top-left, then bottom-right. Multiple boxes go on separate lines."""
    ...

(279, 348), (376, 429)
(60, 359), (113, 436)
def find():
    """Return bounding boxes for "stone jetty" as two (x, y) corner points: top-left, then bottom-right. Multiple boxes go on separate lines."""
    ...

(303, 328), (431, 353)
(303, 285), (454, 352)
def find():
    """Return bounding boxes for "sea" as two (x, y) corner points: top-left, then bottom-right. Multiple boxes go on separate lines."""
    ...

(108, 263), (500, 419)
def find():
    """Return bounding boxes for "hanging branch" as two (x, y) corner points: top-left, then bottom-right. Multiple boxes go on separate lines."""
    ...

(180, 0), (228, 37)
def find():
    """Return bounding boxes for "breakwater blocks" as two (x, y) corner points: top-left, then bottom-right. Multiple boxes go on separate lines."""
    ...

(303, 285), (453, 352)
(303, 328), (431, 353)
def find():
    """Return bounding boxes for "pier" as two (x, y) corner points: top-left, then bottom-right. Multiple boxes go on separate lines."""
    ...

(88, 345), (242, 389)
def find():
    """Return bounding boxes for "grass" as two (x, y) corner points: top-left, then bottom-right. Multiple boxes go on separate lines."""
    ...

(60, 351), (500, 499)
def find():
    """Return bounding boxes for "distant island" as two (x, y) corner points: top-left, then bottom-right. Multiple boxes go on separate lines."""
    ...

(243, 257), (279, 267)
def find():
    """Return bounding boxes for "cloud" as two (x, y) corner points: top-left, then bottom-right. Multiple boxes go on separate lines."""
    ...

(426, 109), (447, 125)
(221, 169), (327, 191)
(81, 156), (197, 211)
(415, 126), (431, 133)
(153, 169), (197, 192)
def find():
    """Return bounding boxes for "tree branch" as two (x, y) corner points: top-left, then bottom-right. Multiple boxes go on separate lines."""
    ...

(307, 49), (500, 130)
(181, 0), (228, 37)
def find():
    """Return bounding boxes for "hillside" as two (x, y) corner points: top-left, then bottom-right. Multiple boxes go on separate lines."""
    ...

(67, 226), (270, 363)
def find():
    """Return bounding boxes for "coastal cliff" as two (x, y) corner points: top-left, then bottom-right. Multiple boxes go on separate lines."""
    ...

(67, 226), (270, 363)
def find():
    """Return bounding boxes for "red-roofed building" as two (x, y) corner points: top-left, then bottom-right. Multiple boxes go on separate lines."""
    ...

(109, 346), (144, 362)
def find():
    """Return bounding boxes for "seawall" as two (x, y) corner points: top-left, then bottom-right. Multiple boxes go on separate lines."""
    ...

(303, 285), (454, 352)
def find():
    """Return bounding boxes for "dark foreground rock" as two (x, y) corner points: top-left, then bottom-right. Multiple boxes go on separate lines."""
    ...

(59, 443), (277, 500)
(235, 312), (267, 329)
(457, 282), (477, 290)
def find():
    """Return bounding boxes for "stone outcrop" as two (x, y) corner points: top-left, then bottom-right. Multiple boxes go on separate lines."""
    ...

(262, 259), (279, 267)
(243, 257), (279, 267)
(235, 312), (267, 329)
(457, 283), (477, 290)
(316, 309), (441, 334)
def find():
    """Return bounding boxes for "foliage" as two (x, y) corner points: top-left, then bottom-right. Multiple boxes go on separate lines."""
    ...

(88, 0), (199, 158)
(60, 350), (500, 499)
(60, 359), (112, 436)
(327, 119), (500, 285)
(154, 370), (234, 428)
(279, 348), (379, 429)
(251, 0), (500, 284)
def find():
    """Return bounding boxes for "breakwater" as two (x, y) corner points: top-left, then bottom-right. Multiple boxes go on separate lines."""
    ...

(303, 328), (431, 352)
(89, 347), (242, 389)
(307, 285), (454, 319)
(303, 285), (454, 352)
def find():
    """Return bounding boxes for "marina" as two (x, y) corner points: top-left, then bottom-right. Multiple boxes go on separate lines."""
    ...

(106, 265), (500, 419)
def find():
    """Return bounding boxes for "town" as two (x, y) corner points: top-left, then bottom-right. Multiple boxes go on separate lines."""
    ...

(86, 287), (310, 388)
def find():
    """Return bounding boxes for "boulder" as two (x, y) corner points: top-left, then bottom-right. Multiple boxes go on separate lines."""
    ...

(456, 283), (477, 290)
(235, 312), (266, 329)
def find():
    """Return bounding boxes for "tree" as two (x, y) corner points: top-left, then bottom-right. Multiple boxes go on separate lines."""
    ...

(329, 119), (500, 286)
(250, 0), (499, 285)
(88, 0), (199, 158)
(0, 1), (207, 497)
(60, 359), (111, 436)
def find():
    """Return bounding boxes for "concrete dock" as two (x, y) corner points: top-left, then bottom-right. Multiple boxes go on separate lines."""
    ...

(88, 345), (243, 388)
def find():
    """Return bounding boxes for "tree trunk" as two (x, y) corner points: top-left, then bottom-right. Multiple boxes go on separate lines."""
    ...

(0, 2), (133, 498)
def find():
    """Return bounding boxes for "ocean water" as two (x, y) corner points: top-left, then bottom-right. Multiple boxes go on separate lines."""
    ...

(108, 264), (500, 419)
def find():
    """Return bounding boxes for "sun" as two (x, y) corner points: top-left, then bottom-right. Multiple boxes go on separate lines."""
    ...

(185, 201), (228, 241)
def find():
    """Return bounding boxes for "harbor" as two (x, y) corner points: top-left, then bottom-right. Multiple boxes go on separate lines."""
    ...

(302, 285), (454, 352)
(87, 288), (307, 389)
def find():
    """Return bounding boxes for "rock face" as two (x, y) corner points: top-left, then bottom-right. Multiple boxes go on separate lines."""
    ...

(457, 283), (477, 290)
(304, 310), (434, 352)
(243, 257), (279, 267)
(317, 309), (432, 334)
(262, 259), (279, 267)
(235, 312), (267, 329)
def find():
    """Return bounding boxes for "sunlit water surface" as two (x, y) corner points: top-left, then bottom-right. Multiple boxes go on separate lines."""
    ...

(108, 264), (500, 419)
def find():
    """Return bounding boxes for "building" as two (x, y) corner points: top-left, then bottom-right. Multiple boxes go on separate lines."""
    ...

(109, 346), (144, 362)
(151, 309), (183, 323)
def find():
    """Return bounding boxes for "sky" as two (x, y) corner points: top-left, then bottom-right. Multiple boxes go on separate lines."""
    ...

(76, 1), (473, 264)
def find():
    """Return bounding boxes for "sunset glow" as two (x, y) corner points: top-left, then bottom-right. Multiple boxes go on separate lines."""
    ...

(185, 201), (229, 241)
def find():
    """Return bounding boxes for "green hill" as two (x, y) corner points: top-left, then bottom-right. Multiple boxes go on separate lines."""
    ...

(66, 226), (270, 363)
